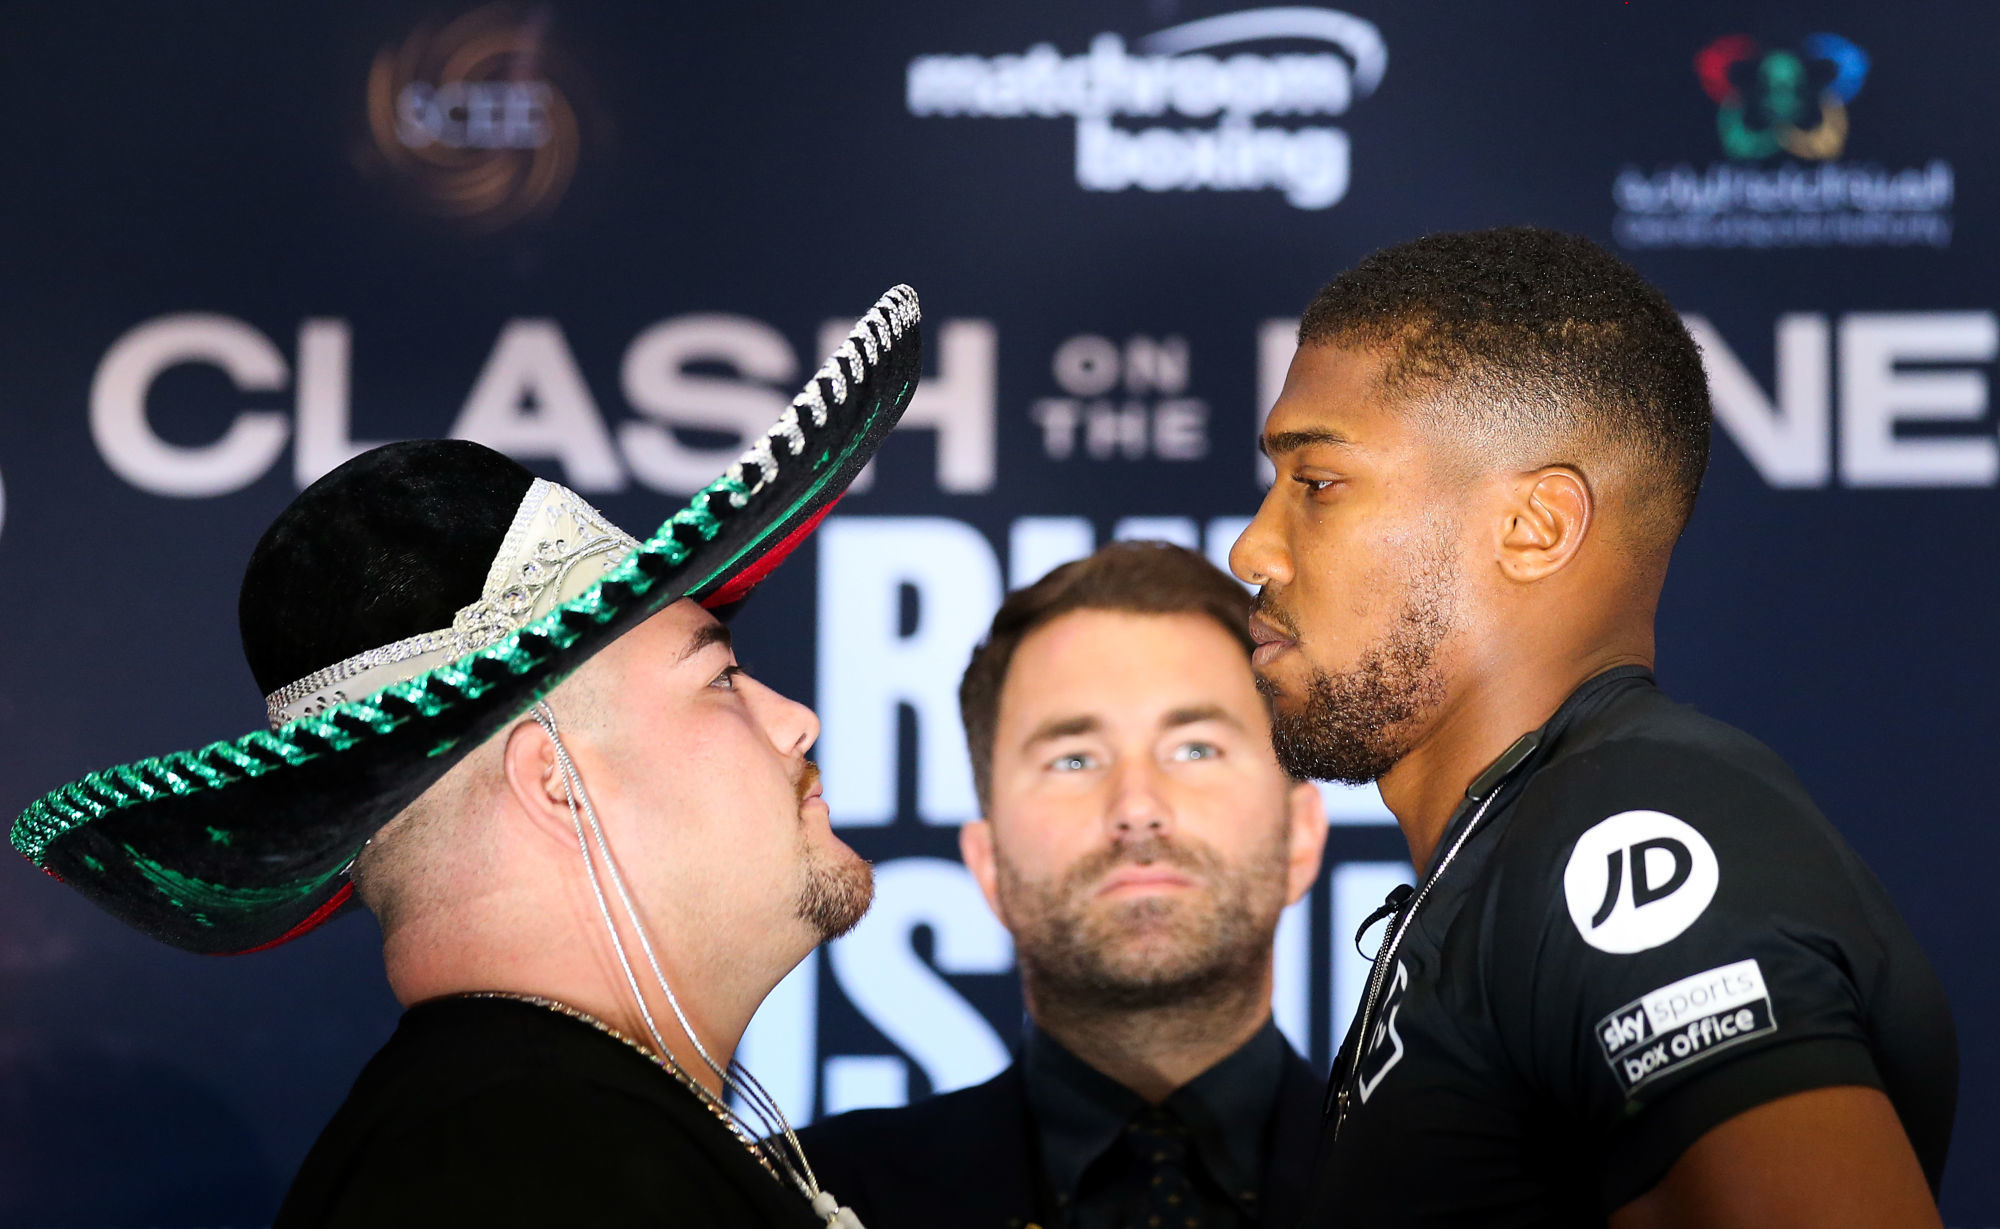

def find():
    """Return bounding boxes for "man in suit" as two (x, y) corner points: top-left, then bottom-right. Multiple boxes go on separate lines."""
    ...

(802, 541), (1330, 1229)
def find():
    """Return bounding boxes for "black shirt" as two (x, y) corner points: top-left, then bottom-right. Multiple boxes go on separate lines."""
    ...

(793, 1022), (1322, 1229)
(1307, 668), (1956, 1226)
(276, 996), (824, 1229)
(1023, 1022), (1289, 1228)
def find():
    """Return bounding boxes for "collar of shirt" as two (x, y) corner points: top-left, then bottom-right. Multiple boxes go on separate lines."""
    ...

(1020, 1019), (1289, 1214)
(1418, 664), (1658, 880)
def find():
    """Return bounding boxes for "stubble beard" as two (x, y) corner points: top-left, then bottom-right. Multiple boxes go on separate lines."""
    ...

(794, 839), (874, 941)
(1262, 534), (1458, 786)
(790, 761), (874, 940)
(999, 831), (1288, 1018)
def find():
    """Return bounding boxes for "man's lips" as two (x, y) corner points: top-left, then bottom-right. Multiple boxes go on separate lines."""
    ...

(796, 762), (826, 813)
(1095, 866), (1196, 897)
(1247, 613), (1297, 668)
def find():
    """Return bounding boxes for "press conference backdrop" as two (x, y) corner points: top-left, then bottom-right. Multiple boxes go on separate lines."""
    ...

(0, 1), (1992, 1223)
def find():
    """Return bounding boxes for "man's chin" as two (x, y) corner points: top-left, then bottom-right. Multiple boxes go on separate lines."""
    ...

(1080, 902), (1212, 962)
(798, 841), (875, 941)
(1251, 653), (1317, 706)
(1256, 678), (1311, 719)
(1063, 946), (1239, 1007)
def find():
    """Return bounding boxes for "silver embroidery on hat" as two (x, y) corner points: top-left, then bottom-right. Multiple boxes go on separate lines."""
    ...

(263, 284), (921, 730)
(263, 480), (637, 728)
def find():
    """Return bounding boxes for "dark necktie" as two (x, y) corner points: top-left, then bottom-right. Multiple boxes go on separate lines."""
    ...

(1122, 1105), (1202, 1229)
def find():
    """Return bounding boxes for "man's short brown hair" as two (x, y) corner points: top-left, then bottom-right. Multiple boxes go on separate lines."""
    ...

(959, 540), (1254, 812)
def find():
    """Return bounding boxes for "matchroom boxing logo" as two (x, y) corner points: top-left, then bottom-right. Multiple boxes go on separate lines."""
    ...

(905, 8), (1387, 210)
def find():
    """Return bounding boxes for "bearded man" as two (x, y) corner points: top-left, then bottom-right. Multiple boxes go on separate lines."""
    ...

(11, 288), (922, 1228)
(801, 541), (1330, 1229)
(1234, 228), (1956, 1227)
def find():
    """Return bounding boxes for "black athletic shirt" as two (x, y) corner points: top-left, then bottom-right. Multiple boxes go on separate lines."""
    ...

(1303, 667), (1956, 1226)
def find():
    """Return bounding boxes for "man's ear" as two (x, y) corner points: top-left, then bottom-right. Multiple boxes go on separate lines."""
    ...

(1283, 781), (1330, 907)
(1497, 466), (1592, 584)
(958, 819), (1009, 924)
(500, 717), (580, 850)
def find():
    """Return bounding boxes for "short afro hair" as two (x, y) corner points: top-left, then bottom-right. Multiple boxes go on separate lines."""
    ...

(1298, 226), (1711, 545)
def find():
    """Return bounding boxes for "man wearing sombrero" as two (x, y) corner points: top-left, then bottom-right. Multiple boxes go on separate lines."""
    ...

(11, 287), (923, 1228)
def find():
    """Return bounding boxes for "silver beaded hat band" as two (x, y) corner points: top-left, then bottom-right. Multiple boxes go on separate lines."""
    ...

(263, 479), (640, 729)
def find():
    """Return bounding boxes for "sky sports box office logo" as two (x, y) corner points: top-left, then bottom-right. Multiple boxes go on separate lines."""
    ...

(1597, 959), (1779, 1093)
(1614, 32), (1953, 250)
(905, 8), (1385, 210)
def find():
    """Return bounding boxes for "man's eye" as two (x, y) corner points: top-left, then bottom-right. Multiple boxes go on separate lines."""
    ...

(1049, 752), (1096, 773)
(1172, 741), (1221, 763)
(1293, 474), (1338, 494)
(711, 665), (744, 690)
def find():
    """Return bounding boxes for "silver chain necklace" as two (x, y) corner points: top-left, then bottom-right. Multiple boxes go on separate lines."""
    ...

(460, 991), (781, 1177)
(528, 702), (863, 1229)
(1333, 789), (1500, 1139)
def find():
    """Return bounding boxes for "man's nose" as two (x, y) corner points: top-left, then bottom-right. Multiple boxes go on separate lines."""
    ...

(1105, 758), (1174, 842)
(748, 675), (819, 759)
(1230, 486), (1293, 588)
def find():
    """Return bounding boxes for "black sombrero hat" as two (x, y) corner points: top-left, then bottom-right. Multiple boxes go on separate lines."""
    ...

(12, 285), (922, 956)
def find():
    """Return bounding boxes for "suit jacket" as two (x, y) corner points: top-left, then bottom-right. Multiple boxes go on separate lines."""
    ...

(800, 1046), (1324, 1229)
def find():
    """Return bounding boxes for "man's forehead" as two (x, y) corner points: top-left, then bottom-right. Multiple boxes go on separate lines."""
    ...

(676, 618), (731, 663)
(1262, 343), (1399, 453)
(621, 598), (731, 664)
(1021, 701), (1247, 744)
(997, 610), (1266, 743)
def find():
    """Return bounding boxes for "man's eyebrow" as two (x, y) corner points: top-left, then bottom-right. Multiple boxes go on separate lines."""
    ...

(677, 622), (733, 664)
(1161, 704), (1244, 733)
(1024, 714), (1100, 746)
(1259, 428), (1354, 458)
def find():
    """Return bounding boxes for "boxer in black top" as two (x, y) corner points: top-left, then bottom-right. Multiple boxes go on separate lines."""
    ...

(1232, 227), (1954, 1228)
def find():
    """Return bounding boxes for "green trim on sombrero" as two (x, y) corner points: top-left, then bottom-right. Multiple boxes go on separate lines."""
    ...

(124, 843), (354, 930)
(12, 388), (892, 872)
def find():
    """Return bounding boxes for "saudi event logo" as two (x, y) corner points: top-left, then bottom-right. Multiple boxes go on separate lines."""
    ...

(1610, 31), (1951, 251)
(1695, 33), (1868, 162)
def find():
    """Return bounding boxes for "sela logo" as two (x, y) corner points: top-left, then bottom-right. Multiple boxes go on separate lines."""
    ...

(1596, 959), (1778, 1093)
(1563, 811), (1719, 954)
(906, 8), (1386, 210)
(1354, 959), (1408, 1102)
(1611, 32), (1953, 250)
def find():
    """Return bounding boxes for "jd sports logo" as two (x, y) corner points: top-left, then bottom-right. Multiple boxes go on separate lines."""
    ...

(1589, 835), (1692, 926)
(1563, 811), (1720, 953)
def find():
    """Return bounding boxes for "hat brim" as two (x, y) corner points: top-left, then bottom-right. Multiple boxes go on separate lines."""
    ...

(12, 287), (922, 955)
